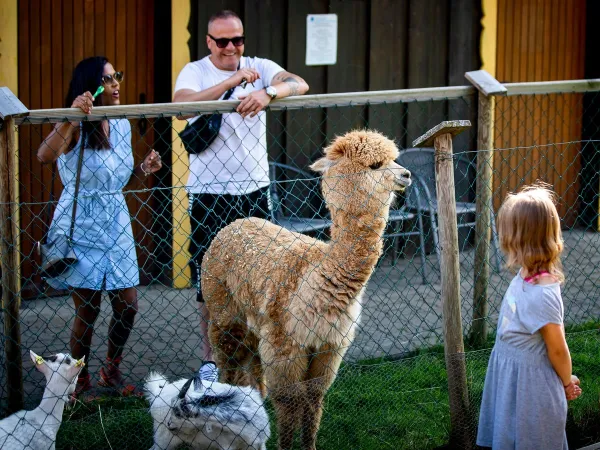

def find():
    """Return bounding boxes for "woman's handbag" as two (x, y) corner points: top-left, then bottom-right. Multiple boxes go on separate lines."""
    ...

(38, 143), (85, 279)
(180, 64), (239, 155)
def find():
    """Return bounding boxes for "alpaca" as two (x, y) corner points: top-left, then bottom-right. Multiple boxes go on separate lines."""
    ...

(0, 351), (85, 450)
(144, 371), (270, 450)
(201, 129), (411, 449)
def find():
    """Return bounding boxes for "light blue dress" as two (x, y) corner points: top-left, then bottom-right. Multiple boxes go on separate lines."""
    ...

(477, 270), (568, 450)
(46, 119), (139, 291)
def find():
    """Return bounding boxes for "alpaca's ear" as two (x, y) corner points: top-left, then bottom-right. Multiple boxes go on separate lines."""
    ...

(310, 157), (336, 174)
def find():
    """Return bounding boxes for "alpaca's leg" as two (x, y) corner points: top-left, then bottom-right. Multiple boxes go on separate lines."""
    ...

(262, 343), (310, 450)
(301, 345), (343, 450)
(209, 318), (262, 389)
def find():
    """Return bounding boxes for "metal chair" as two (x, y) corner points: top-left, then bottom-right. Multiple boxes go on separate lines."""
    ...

(268, 162), (331, 237)
(396, 148), (501, 272)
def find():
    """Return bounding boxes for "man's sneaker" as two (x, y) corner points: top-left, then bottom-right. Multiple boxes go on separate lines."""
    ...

(199, 361), (219, 383)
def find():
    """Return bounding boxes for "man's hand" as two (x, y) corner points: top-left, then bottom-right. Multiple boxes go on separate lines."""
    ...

(236, 89), (271, 118)
(228, 68), (260, 90)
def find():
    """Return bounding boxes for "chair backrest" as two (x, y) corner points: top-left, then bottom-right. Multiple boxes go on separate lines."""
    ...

(268, 162), (329, 221)
(397, 148), (475, 208)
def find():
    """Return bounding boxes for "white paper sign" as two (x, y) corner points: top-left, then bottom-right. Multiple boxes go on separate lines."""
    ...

(306, 14), (338, 66)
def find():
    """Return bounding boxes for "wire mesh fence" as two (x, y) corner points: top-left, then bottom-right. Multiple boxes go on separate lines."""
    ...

(1, 81), (599, 449)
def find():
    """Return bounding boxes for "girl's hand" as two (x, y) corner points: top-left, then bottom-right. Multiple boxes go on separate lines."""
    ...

(564, 375), (582, 401)
(142, 149), (162, 174)
(71, 91), (94, 114)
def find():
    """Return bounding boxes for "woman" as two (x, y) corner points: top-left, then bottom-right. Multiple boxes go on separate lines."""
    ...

(37, 56), (162, 398)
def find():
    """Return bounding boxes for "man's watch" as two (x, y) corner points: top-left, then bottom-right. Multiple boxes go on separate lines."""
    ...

(265, 86), (277, 99)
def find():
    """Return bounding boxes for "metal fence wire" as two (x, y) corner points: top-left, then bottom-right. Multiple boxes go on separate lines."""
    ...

(0, 81), (599, 449)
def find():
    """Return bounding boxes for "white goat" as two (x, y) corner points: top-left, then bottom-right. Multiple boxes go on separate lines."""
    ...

(145, 371), (270, 450)
(0, 351), (85, 450)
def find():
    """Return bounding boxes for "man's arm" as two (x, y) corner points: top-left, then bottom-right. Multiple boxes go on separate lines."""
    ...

(173, 68), (261, 103)
(236, 70), (309, 118)
(269, 71), (309, 98)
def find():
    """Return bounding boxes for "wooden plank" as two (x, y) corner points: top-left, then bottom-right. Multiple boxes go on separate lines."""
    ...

(95, 0), (106, 56)
(368, 0), (408, 148)
(62, 0), (74, 97)
(406, 0), (449, 146)
(470, 92), (494, 347)
(431, 128), (471, 448)
(465, 71), (507, 96)
(105, 0), (117, 61)
(244, 0), (287, 162)
(0, 88), (28, 119)
(326, 0), (369, 146)
(18, 86), (476, 124)
(73, 0), (84, 62)
(0, 117), (23, 413)
(115, 0), (127, 73)
(448, 0), (480, 155)
(17, 0), (34, 295)
(413, 120), (471, 148)
(126, 0), (137, 107)
(83, 0), (95, 57)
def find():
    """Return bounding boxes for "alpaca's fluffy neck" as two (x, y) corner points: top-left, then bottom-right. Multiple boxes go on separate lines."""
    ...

(321, 204), (389, 299)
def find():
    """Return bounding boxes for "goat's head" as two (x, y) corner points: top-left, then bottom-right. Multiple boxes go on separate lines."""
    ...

(310, 129), (411, 219)
(30, 350), (85, 399)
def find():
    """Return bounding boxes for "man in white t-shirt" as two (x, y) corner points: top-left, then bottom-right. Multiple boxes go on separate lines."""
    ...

(173, 9), (309, 381)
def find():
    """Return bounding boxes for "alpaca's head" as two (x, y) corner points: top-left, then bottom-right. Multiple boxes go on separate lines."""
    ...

(310, 130), (411, 224)
(29, 350), (85, 399)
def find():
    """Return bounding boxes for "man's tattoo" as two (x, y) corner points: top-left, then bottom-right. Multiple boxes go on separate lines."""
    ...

(274, 73), (300, 96)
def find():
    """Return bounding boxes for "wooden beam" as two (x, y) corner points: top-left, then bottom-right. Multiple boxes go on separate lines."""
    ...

(0, 87), (28, 120)
(465, 70), (507, 96)
(416, 120), (473, 449)
(0, 115), (23, 413)
(412, 120), (471, 148)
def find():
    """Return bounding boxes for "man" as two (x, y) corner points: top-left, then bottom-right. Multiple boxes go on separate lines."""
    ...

(173, 10), (309, 382)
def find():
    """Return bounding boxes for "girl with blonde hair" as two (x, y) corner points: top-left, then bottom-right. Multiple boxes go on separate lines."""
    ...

(477, 183), (582, 449)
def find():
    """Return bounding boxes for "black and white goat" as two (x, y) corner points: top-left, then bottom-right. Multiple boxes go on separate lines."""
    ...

(0, 351), (85, 450)
(145, 371), (270, 450)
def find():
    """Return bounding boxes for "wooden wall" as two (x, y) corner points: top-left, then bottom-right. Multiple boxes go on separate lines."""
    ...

(17, 0), (159, 295)
(493, 0), (587, 224)
(187, 0), (482, 167)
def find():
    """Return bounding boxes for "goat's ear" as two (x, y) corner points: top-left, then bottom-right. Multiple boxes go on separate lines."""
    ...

(310, 157), (336, 174)
(30, 350), (51, 378)
(67, 356), (85, 379)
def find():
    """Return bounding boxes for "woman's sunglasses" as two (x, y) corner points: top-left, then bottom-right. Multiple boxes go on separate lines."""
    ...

(208, 34), (245, 49)
(101, 71), (124, 85)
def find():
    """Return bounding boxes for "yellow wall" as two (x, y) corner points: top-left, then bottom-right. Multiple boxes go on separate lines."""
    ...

(480, 0), (498, 76)
(171, 0), (192, 287)
(0, 0), (21, 291)
(0, 0), (18, 94)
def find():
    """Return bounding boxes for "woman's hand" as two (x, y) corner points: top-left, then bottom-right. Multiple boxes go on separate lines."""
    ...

(564, 375), (582, 401)
(141, 149), (162, 175)
(71, 91), (95, 114)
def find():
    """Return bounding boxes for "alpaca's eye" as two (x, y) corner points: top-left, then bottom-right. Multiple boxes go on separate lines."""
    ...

(370, 162), (383, 170)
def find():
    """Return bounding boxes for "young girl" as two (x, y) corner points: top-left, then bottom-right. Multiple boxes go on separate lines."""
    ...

(37, 56), (162, 398)
(477, 184), (582, 450)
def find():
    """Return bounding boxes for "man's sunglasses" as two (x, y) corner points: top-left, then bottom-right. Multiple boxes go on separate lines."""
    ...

(101, 71), (124, 85)
(208, 34), (245, 49)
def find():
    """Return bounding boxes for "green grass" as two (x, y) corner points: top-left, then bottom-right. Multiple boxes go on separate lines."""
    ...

(55, 327), (600, 450)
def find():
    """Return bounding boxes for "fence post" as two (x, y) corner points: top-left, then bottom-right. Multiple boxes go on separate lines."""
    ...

(0, 87), (28, 413)
(464, 71), (507, 348)
(413, 120), (473, 449)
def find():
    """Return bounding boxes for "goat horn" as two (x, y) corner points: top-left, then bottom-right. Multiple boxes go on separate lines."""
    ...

(178, 377), (194, 400)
